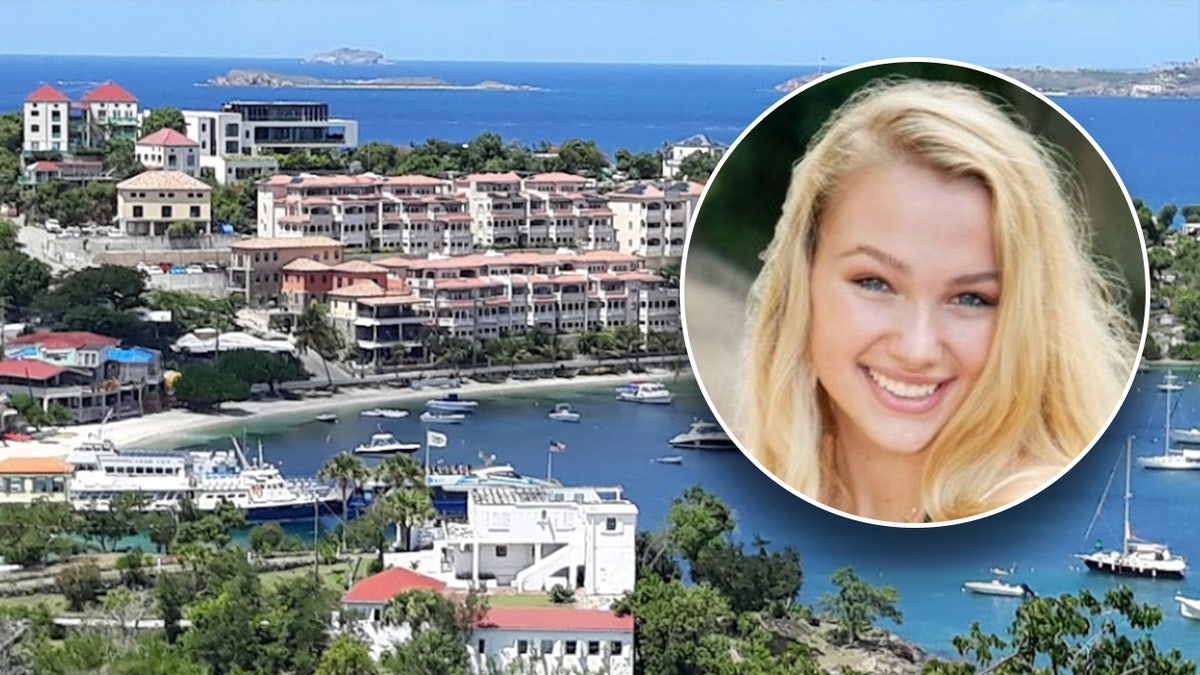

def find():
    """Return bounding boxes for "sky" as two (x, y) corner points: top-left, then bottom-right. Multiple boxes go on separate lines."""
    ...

(6, 0), (1199, 68)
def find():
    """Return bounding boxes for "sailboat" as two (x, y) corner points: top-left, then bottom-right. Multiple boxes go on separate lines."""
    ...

(1076, 436), (1187, 579)
(1158, 370), (1184, 392)
(1139, 378), (1200, 470)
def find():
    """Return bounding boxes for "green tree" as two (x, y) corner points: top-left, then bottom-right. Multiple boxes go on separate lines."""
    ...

(218, 349), (303, 395)
(372, 453), (424, 494)
(116, 546), (151, 589)
(56, 559), (104, 612)
(0, 151), (21, 206)
(0, 501), (77, 566)
(667, 484), (735, 568)
(154, 572), (190, 644)
(0, 111), (22, 154)
(351, 141), (403, 175)
(295, 300), (345, 389)
(173, 363), (252, 411)
(84, 181), (118, 227)
(924, 586), (1195, 675)
(319, 452), (369, 554)
(141, 107), (187, 136)
(77, 491), (149, 552)
(615, 148), (663, 179)
(613, 574), (734, 675)
(1181, 204), (1200, 223)
(380, 628), (468, 675)
(690, 537), (802, 617)
(181, 573), (266, 675)
(211, 180), (257, 233)
(819, 566), (903, 645)
(39, 263), (147, 313)
(248, 522), (285, 557)
(317, 634), (379, 675)
(104, 138), (145, 180)
(261, 573), (338, 675)
(143, 510), (180, 554)
(555, 138), (609, 177)
(678, 150), (722, 181)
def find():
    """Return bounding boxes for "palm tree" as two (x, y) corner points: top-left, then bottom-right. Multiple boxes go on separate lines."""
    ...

(318, 452), (369, 555)
(381, 589), (455, 633)
(610, 325), (644, 370)
(294, 301), (344, 389)
(383, 488), (435, 553)
(372, 454), (424, 495)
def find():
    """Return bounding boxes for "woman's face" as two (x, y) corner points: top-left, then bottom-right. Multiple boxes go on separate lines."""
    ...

(808, 158), (999, 460)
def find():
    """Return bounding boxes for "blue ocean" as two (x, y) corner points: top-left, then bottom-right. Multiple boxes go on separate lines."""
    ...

(4, 55), (1200, 660)
(0, 55), (1197, 208)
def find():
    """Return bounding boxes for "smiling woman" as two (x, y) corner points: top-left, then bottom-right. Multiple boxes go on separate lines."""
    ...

(682, 61), (1146, 526)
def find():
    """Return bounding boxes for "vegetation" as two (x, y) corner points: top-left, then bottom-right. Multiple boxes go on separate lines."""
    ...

(173, 363), (252, 410)
(294, 301), (345, 389)
(141, 108), (187, 137)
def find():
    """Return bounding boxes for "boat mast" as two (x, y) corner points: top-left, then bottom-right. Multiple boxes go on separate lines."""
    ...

(1123, 435), (1133, 553)
(1165, 375), (1173, 456)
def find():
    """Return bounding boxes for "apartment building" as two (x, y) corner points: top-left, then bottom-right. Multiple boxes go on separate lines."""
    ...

(608, 180), (704, 264)
(661, 133), (724, 179)
(521, 172), (616, 250)
(116, 170), (212, 236)
(182, 101), (358, 176)
(181, 108), (279, 184)
(257, 174), (472, 255)
(0, 331), (163, 424)
(22, 84), (71, 154)
(135, 128), (200, 177)
(229, 236), (344, 308)
(79, 82), (140, 149)
(21, 159), (108, 186)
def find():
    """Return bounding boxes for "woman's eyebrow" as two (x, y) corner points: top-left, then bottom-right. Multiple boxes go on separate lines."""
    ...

(842, 244), (999, 285)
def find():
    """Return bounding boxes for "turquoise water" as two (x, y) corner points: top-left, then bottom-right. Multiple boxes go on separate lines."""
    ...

(164, 373), (1200, 661)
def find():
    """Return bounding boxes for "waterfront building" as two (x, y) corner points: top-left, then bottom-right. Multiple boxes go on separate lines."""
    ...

(183, 101), (358, 170)
(341, 552), (634, 674)
(0, 331), (163, 424)
(608, 180), (703, 265)
(229, 236), (344, 308)
(660, 132), (724, 179)
(0, 457), (72, 505)
(135, 128), (200, 177)
(116, 170), (212, 236)
(20, 159), (109, 186)
(522, 172), (617, 251)
(22, 84), (71, 155)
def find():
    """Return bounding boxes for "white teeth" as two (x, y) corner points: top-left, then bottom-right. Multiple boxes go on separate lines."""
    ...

(869, 370), (938, 399)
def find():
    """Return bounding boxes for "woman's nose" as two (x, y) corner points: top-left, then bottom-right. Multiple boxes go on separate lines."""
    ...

(888, 304), (942, 368)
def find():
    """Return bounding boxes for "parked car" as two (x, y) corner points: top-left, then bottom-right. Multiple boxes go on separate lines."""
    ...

(202, 262), (220, 272)
(44, 219), (62, 233)
(185, 265), (203, 274)
(169, 265), (188, 275)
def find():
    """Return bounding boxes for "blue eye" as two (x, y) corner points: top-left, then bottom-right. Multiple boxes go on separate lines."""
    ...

(951, 293), (995, 308)
(854, 277), (891, 293)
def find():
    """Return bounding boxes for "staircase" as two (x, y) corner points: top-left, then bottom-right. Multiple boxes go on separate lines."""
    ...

(514, 543), (574, 592)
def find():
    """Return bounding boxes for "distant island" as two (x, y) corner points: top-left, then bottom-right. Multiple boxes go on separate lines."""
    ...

(773, 61), (1200, 98)
(202, 69), (542, 91)
(304, 48), (390, 65)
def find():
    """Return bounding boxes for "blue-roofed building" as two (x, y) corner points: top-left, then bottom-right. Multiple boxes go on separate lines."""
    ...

(0, 332), (164, 424)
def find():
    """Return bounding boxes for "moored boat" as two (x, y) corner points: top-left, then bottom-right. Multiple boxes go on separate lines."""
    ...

(962, 579), (1035, 598)
(315, 413), (339, 423)
(426, 393), (479, 412)
(668, 420), (735, 449)
(1175, 595), (1200, 620)
(653, 455), (683, 465)
(615, 381), (673, 405)
(361, 408), (409, 419)
(353, 432), (421, 455)
(547, 403), (581, 423)
(1171, 427), (1200, 444)
(420, 411), (466, 424)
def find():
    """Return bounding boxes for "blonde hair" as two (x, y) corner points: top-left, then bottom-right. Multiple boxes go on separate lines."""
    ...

(740, 78), (1137, 522)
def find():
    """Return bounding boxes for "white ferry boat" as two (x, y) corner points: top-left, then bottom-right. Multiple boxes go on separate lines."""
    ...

(614, 381), (673, 404)
(65, 438), (343, 522)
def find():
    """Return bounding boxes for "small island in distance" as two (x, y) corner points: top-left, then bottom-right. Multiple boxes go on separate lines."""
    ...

(303, 47), (391, 65)
(774, 60), (1200, 98)
(202, 69), (542, 92)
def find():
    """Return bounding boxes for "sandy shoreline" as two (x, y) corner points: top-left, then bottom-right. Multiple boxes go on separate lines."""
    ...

(0, 372), (681, 459)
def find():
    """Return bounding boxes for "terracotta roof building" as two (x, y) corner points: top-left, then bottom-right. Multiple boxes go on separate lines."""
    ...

(136, 129), (200, 177)
(116, 170), (212, 237)
(0, 457), (72, 505)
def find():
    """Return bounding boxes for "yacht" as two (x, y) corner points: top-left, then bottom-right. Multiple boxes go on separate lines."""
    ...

(615, 381), (673, 405)
(1076, 437), (1187, 579)
(361, 408), (409, 419)
(1158, 371), (1184, 392)
(1139, 379), (1200, 469)
(420, 411), (466, 424)
(353, 432), (421, 456)
(962, 579), (1036, 598)
(315, 413), (339, 423)
(668, 420), (736, 449)
(425, 394), (479, 412)
(1175, 595), (1200, 620)
(1171, 428), (1200, 444)
(66, 438), (343, 522)
(547, 403), (581, 423)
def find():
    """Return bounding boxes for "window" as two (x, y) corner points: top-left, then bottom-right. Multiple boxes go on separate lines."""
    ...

(190, 206), (201, 218)
(540, 639), (554, 655)
(495, 545), (507, 557)
(477, 639), (486, 654)
(161, 205), (173, 218)
(588, 641), (600, 656)
(30, 124), (39, 133)
(516, 640), (528, 655)
(564, 641), (577, 655)
(132, 206), (143, 218)
(611, 641), (623, 655)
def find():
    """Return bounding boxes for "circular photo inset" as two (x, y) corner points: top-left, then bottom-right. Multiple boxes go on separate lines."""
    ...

(682, 58), (1148, 527)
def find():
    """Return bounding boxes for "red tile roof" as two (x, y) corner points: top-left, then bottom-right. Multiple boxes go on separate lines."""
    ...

(28, 161), (60, 171)
(9, 332), (120, 350)
(0, 457), (73, 475)
(477, 608), (633, 632)
(342, 567), (447, 603)
(81, 82), (137, 103)
(137, 128), (197, 147)
(0, 359), (64, 380)
(25, 84), (70, 103)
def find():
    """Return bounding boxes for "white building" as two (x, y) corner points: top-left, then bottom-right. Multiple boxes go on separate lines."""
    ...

(341, 566), (634, 674)
(661, 133), (724, 179)
(182, 108), (279, 185)
(135, 128), (200, 177)
(608, 180), (704, 264)
(79, 82), (140, 149)
(22, 84), (71, 154)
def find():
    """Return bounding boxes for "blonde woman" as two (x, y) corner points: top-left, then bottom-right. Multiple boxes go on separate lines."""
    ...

(741, 78), (1138, 524)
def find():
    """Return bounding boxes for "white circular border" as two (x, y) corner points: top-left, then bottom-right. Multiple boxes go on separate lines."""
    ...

(679, 56), (1151, 529)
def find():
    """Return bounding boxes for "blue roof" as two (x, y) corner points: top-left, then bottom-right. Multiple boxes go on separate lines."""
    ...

(107, 347), (155, 363)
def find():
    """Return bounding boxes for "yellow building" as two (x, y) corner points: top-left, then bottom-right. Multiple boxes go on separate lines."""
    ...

(116, 170), (212, 237)
(0, 457), (72, 504)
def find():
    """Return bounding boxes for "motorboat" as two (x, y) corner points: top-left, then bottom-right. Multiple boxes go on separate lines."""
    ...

(353, 432), (420, 455)
(426, 394), (479, 412)
(1076, 436), (1187, 579)
(1175, 595), (1200, 620)
(421, 411), (466, 424)
(615, 381), (673, 405)
(547, 403), (581, 423)
(962, 580), (1035, 598)
(1158, 371), (1184, 392)
(1138, 379), (1200, 469)
(653, 455), (683, 465)
(1171, 427), (1200, 444)
(315, 413), (338, 423)
(668, 420), (736, 449)
(361, 408), (409, 419)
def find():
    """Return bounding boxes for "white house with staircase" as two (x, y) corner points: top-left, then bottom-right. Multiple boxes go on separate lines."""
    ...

(440, 485), (637, 595)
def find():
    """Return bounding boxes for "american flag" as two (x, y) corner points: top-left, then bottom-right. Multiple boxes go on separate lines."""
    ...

(548, 440), (567, 453)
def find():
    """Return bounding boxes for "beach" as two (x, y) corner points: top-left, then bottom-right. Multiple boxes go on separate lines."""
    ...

(0, 372), (664, 459)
